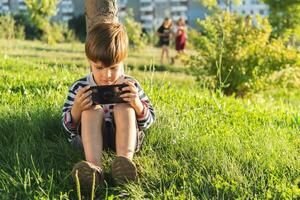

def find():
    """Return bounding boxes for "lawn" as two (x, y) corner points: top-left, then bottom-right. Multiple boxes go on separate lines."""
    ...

(0, 39), (299, 199)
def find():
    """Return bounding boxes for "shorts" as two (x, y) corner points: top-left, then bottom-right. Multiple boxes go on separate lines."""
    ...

(159, 39), (170, 47)
(70, 112), (145, 153)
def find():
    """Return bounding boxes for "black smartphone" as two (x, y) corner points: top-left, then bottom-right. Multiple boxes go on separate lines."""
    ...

(90, 84), (129, 105)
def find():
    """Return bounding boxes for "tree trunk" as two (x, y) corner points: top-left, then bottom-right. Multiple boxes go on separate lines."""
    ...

(85, 0), (118, 33)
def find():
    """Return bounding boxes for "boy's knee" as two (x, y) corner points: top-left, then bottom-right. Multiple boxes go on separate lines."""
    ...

(81, 107), (104, 120)
(114, 103), (135, 114)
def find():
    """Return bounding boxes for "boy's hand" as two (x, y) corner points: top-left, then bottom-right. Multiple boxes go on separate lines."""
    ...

(71, 86), (93, 124)
(120, 80), (144, 115)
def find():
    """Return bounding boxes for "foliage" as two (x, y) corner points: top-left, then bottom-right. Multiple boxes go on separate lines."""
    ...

(186, 28), (202, 50)
(123, 9), (146, 49)
(0, 15), (14, 39)
(0, 15), (25, 40)
(14, 14), (42, 40)
(68, 15), (87, 42)
(254, 66), (300, 92)
(24, 0), (62, 43)
(200, 0), (241, 10)
(261, 0), (300, 41)
(42, 23), (76, 45)
(14, 13), (75, 44)
(24, 0), (58, 28)
(14, 25), (26, 40)
(188, 12), (299, 95)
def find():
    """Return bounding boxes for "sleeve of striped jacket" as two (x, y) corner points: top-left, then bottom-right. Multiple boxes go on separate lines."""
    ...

(134, 81), (156, 130)
(61, 78), (88, 135)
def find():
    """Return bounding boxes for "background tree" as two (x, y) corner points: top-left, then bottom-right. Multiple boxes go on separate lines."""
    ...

(24, 0), (58, 34)
(24, 0), (76, 43)
(123, 9), (145, 49)
(200, 0), (241, 11)
(24, 0), (62, 43)
(261, 0), (300, 43)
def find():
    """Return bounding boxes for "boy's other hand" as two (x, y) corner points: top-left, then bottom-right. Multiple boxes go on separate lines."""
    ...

(71, 86), (93, 124)
(74, 86), (93, 112)
(120, 80), (144, 115)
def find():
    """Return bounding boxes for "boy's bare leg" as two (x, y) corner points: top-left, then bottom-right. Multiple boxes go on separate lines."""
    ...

(81, 107), (104, 167)
(114, 103), (137, 160)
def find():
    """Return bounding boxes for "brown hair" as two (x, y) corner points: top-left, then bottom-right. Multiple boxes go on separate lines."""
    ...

(85, 22), (128, 67)
(163, 17), (172, 28)
(177, 17), (185, 26)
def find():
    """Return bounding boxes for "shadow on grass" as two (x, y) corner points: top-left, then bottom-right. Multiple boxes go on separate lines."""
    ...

(133, 64), (187, 73)
(45, 60), (86, 69)
(0, 108), (80, 198)
(10, 54), (84, 62)
(0, 108), (135, 199)
(15, 45), (83, 54)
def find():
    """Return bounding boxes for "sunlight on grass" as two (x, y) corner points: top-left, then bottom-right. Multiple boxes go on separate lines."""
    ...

(0, 40), (299, 199)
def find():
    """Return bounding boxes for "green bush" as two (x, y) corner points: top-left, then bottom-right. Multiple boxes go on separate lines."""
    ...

(14, 14), (42, 40)
(0, 15), (14, 39)
(188, 12), (299, 95)
(0, 15), (25, 39)
(13, 13), (75, 43)
(254, 66), (300, 91)
(123, 10), (146, 49)
(186, 28), (201, 50)
(42, 23), (76, 44)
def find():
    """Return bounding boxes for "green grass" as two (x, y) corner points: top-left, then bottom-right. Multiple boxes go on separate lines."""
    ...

(0, 39), (299, 199)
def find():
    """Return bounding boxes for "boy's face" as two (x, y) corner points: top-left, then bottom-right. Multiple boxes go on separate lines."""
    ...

(89, 60), (124, 85)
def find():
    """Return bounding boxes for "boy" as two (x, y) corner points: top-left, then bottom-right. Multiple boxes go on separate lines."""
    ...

(61, 22), (155, 191)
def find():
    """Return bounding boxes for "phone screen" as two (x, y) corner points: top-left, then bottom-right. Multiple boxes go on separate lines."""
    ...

(90, 84), (129, 105)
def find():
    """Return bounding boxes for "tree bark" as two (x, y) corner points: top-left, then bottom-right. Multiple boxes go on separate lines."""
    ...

(85, 0), (118, 33)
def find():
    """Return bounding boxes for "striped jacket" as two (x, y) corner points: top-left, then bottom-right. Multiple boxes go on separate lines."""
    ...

(62, 73), (155, 140)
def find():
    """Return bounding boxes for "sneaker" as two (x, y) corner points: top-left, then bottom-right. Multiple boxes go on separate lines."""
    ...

(71, 161), (104, 193)
(111, 156), (137, 185)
